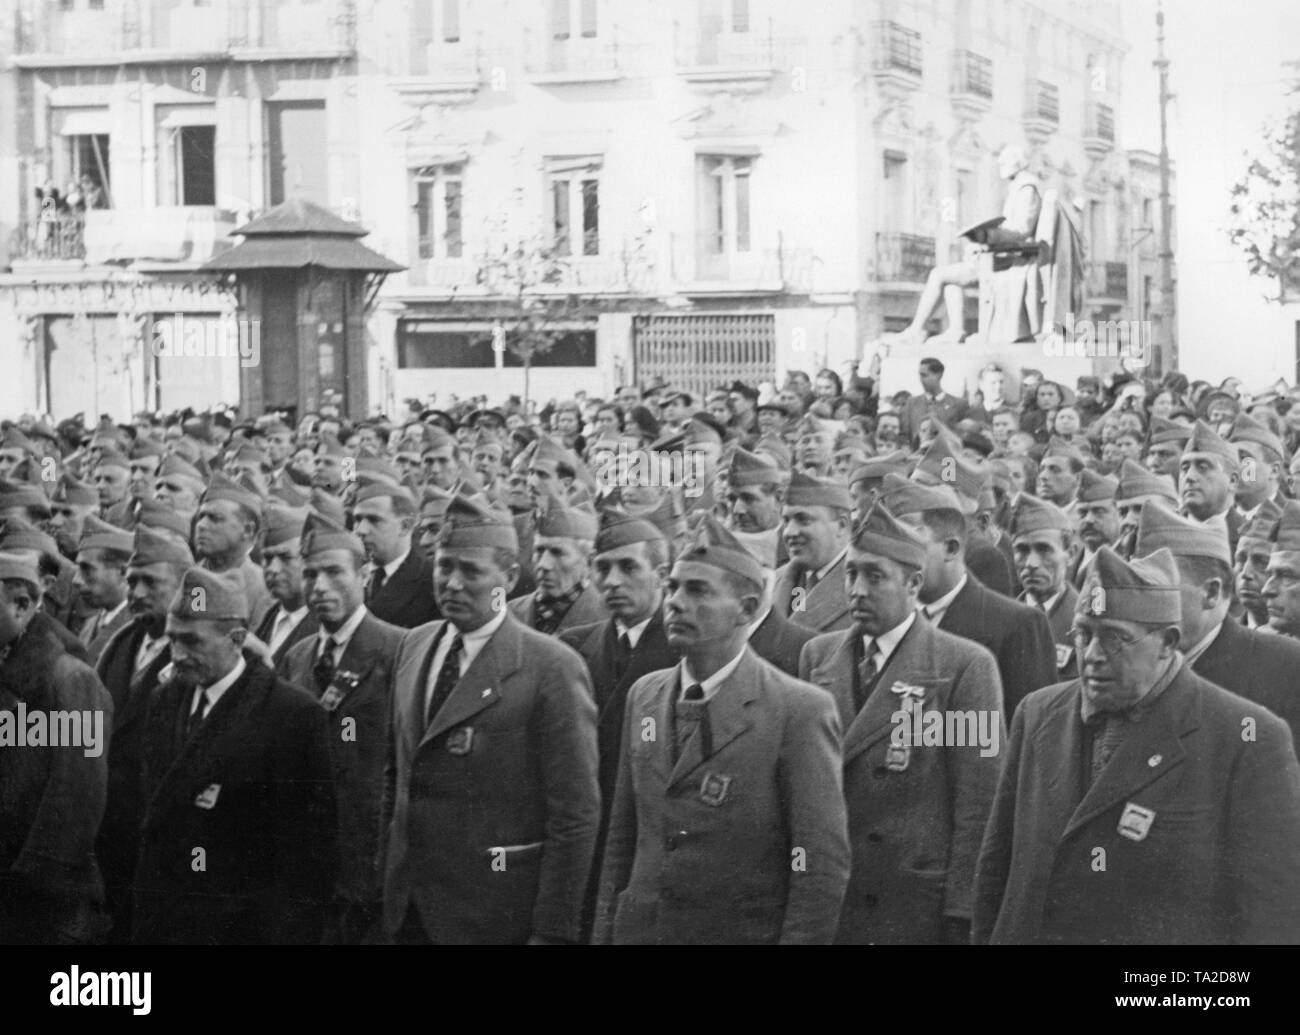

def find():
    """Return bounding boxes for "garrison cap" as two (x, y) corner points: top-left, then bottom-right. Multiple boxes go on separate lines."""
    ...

(168, 566), (249, 622)
(1077, 546), (1182, 625)
(850, 502), (928, 571)
(1134, 497), (1231, 566)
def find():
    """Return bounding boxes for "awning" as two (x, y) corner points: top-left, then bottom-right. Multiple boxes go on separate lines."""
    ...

(200, 237), (405, 273)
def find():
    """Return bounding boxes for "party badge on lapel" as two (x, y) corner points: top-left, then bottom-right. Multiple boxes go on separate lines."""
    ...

(319, 685), (346, 712)
(885, 743), (911, 772)
(1117, 802), (1156, 842)
(446, 726), (474, 755)
(699, 772), (732, 807)
(194, 784), (221, 810)
(1055, 644), (1074, 670)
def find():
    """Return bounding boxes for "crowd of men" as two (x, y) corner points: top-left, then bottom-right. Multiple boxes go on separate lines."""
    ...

(2, 356), (1300, 946)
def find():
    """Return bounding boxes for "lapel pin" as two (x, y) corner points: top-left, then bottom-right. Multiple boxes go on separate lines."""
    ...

(1118, 801), (1156, 841)
(481, 688), (491, 698)
(1148, 754), (1162, 768)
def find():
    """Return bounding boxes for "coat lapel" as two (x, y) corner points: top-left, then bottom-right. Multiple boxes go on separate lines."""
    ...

(325, 614), (386, 709)
(842, 618), (930, 765)
(802, 553), (848, 630)
(667, 650), (759, 792)
(419, 614), (522, 747)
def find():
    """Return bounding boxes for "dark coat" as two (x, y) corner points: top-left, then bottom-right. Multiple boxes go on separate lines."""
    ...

(254, 603), (321, 669)
(82, 603), (133, 668)
(279, 611), (405, 908)
(935, 574), (1057, 716)
(367, 549), (440, 630)
(772, 551), (852, 634)
(799, 618), (1003, 943)
(560, 611), (679, 938)
(1018, 583), (1079, 681)
(30, 610), (88, 663)
(508, 581), (607, 633)
(0, 623), (112, 945)
(94, 619), (173, 941)
(1192, 617), (1300, 750)
(968, 540), (1014, 597)
(381, 613), (600, 944)
(132, 656), (337, 945)
(973, 663), (1300, 944)
(593, 648), (850, 945)
(901, 392), (970, 447)
(747, 606), (818, 674)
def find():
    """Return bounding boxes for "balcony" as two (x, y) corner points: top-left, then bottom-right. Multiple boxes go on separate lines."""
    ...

(84, 207), (238, 265)
(14, 0), (355, 66)
(951, 49), (993, 121)
(10, 216), (88, 264)
(395, 42), (484, 106)
(675, 19), (777, 87)
(875, 233), (935, 284)
(1088, 260), (1129, 301)
(873, 21), (923, 97)
(1023, 79), (1060, 144)
(407, 254), (648, 297)
(1084, 101), (1116, 159)
(668, 232), (815, 296)
(525, 30), (623, 84)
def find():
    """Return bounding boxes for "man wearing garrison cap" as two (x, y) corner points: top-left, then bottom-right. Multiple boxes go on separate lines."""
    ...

(93, 523), (194, 941)
(194, 470), (273, 630)
(353, 480), (439, 629)
(152, 452), (206, 518)
(1179, 419), (1243, 556)
(1067, 469), (1120, 589)
(1113, 459), (1178, 560)
(1010, 494), (1078, 679)
(975, 546), (1300, 944)
(0, 550), (113, 945)
(280, 512), (404, 943)
(1035, 437), (1085, 510)
(132, 567), (337, 945)
(881, 474), (1056, 717)
(773, 472), (854, 633)
(1229, 412), (1288, 522)
(799, 503), (1003, 944)
(73, 515), (134, 665)
(1136, 498), (1300, 750)
(1263, 501), (1300, 643)
(251, 506), (319, 667)
(1143, 416), (1191, 479)
(93, 450), (131, 519)
(382, 494), (599, 945)
(559, 510), (679, 939)
(595, 515), (850, 944)
(847, 450), (912, 520)
(508, 502), (605, 635)
(48, 474), (100, 560)
(724, 445), (789, 571)
(0, 515), (87, 662)
(1234, 500), (1281, 630)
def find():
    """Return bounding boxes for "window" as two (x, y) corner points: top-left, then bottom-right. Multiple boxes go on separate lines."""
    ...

(956, 168), (976, 230)
(66, 133), (112, 207)
(881, 151), (908, 235)
(880, 22), (922, 76)
(699, 155), (752, 257)
(441, 0), (460, 42)
(413, 165), (464, 259)
(158, 107), (217, 206)
(551, 0), (598, 40)
(398, 325), (496, 368)
(1088, 199), (1105, 259)
(267, 101), (328, 207)
(547, 159), (600, 256)
(502, 329), (596, 367)
(1142, 197), (1153, 228)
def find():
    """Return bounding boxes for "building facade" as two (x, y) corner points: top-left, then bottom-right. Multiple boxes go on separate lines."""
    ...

(2, 0), (1171, 420)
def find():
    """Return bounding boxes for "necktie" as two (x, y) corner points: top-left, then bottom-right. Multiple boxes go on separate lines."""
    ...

(684, 683), (704, 701)
(425, 633), (464, 727)
(313, 637), (339, 694)
(613, 631), (633, 684)
(855, 639), (880, 713)
(367, 565), (387, 602)
(187, 689), (209, 740)
(1089, 713), (1126, 786)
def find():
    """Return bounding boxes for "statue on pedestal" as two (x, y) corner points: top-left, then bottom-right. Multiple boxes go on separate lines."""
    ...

(883, 145), (1085, 347)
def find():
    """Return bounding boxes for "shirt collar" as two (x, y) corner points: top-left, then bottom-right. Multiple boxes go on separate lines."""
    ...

(922, 572), (968, 622)
(680, 645), (749, 702)
(744, 605), (773, 640)
(382, 548), (410, 581)
(1182, 620), (1225, 667)
(319, 605), (368, 651)
(194, 654), (247, 715)
(865, 611), (917, 668)
(102, 598), (129, 624)
(1023, 584), (1066, 614)
(457, 605), (508, 649)
(814, 546), (847, 583)
(616, 613), (655, 649)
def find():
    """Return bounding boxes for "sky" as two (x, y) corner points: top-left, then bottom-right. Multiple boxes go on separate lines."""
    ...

(1117, 0), (1300, 386)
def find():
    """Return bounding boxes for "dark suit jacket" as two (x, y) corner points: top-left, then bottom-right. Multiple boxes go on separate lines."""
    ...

(95, 619), (174, 941)
(799, 618), (1003, 943)
(30, 610), (88, 663)
(0, 623), (112, 945)
(748, 606), (818, 674)
(936, 574), (1057, 716)
(1019, 583), (1079, 681)
(367, 549), (440, 630)
(974, 662), (1300, 944)
(1192, 617), (1300, 750)
(593, 648), (850, 945)
(508, 581), (607, 633)
(773, 551), (852, 634)
(381, 613), (600, 944)
(82, 603), (133, 668)
(902, 392), (969, 446)
(968, 540), (1014, 597)
(254, 603), (321, 669)
(560, 611), (679, 938)
(132, 656), (337, 945)
(280, 610), (405, 908)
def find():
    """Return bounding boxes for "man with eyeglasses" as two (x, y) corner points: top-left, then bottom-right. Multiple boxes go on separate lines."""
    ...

(974, 546), (1300, 944)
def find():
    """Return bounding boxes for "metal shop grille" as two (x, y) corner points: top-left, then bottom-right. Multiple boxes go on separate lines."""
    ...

(633, 313), (775, 398)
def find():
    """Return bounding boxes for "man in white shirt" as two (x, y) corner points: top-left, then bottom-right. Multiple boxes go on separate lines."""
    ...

(254, 505), (317, 666)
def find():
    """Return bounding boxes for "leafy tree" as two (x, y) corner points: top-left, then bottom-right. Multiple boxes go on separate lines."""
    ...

(1228, 81), (1300, 301)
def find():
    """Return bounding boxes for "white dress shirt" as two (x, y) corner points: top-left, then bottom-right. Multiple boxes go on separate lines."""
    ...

(615, 614), (654, 649)
(679, 645), (749, 704)
(268, 604), (310, 656)
(133, 631), (169, 676)
(921, 572), (968, 627)
(316, 605), (368, 668)
(190, 655), (247, 718)
(424, 608), (509, 708)
(864, 610), (918, 671)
